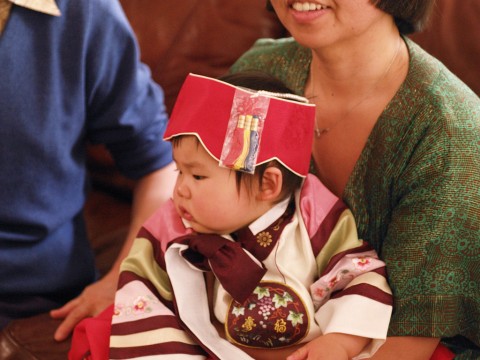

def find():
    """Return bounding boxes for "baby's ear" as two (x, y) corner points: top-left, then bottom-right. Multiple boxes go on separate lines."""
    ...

(258, 167), (283, 202)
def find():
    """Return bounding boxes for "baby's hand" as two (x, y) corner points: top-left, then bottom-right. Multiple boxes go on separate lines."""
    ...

(286, 333), (369, 360)
(286, 335), (349, 360)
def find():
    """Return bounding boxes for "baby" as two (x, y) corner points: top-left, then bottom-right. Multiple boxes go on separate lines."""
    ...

(71, 72), (392, 360)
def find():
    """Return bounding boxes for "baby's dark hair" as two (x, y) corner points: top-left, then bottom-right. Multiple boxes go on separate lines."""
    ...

(171, 132), (302, 203)
(219, 71), (304, 202)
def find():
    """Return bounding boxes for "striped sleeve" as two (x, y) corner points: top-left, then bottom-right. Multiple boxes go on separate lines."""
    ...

(109, 232), (207, 359)
(311, 208), (393, 358)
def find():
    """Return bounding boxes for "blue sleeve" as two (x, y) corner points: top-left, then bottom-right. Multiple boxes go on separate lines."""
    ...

(84, 0), (172, 179)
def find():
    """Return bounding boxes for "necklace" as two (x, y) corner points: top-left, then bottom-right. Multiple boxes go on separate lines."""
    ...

(310, 39), (401, 138)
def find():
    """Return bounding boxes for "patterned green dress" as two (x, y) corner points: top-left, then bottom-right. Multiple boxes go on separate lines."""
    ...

(231, 36), (480, 358)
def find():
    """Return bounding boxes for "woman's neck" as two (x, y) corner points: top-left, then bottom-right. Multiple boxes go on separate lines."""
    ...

(306, 24), (409, 197)
(309, 25), (405, 102)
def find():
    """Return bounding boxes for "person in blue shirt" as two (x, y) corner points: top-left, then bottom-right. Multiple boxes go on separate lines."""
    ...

(0, 0), (176, 341)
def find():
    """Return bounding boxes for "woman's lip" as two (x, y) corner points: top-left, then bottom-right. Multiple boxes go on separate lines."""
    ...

(288, 2), (329, 23)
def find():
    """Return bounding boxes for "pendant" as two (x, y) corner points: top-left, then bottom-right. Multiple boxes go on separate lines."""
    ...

(314, 127), (329, 138)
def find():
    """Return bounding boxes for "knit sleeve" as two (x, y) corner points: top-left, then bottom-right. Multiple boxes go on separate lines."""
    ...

(84, 0), (172, 179)
(381, 85), (480, 344)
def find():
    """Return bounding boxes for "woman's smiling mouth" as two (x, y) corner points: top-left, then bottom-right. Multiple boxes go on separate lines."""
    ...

(291, 2), (328, 11)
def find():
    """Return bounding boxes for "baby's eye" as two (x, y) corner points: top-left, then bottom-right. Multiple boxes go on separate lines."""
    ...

(193, 174), (206, 180)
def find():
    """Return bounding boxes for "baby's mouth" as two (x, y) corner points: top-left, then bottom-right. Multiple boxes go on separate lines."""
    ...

(179, 206), (194, 221)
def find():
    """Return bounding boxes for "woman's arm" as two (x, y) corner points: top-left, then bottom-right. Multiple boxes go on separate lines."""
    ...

(370, 336), (440, 360)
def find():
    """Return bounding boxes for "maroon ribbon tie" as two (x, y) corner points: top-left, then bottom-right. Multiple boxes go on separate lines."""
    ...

(174, 234), (266, 304)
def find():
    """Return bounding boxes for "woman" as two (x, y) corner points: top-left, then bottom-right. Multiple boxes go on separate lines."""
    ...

(231, 0), (480, 359)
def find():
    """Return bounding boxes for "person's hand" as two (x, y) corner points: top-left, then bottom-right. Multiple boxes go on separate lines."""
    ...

(50, 271), (117, 341)
(287, 333), (370, 360)
(286, 335), (349, 360)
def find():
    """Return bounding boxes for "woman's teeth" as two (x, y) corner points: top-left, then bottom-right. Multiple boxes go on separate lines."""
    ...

(292, 2), (326, 11)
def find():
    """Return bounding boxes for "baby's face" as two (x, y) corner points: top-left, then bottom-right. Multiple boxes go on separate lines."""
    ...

(172, 136), (264, 235)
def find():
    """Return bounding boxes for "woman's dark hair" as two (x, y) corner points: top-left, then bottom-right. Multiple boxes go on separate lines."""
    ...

(219, 71), (304, 202)
(371, 0), (436, 34)
(265, 0), (436, 34)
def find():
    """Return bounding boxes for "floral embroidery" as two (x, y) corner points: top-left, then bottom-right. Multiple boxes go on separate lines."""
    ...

(272, 291), (293, 307)
(226, 282), (308, 348)
(310, 252), (385, 309)
(113, 304), (124, 316)
(287, 311), (304, 326)
(133, 296), (149, 313)
(256, 231), (272, 247)
(232, 306), (245, 317)
(352, 256), (372, 270)
(254, 286), (270, 299)
(113, 294), (158, 317)
(312, 286), (326, 299)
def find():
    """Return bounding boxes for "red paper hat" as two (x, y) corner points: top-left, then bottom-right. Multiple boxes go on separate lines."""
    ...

(164, 73), (316, 177)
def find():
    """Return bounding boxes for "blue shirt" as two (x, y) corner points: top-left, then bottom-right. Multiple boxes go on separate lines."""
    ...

(0, 0), (172, 313)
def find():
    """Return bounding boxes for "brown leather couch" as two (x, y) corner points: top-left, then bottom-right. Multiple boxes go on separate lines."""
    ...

(410, 0), (480, 97)
(0, 1), (285, 359)
(1, 0), (479, 358)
